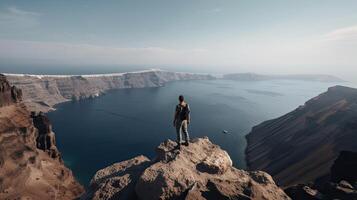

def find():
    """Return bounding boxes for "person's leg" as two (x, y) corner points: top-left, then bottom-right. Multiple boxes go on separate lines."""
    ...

(175, 120), (182, 145)
(182, 120), (189, 145)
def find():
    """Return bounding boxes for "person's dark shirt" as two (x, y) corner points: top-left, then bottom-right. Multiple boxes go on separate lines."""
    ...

(175, 103), (190, 121)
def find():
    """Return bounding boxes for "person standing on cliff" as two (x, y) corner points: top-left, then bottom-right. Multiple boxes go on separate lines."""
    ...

(173, 95), (190, 148)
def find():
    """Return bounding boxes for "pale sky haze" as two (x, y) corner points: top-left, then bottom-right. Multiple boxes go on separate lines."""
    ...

(0, 0), (356, 80)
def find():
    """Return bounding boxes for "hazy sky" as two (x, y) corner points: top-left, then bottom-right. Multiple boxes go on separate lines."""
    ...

(0, 0), (356, 78)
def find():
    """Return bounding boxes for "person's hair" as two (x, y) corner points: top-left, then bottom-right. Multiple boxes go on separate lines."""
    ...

(179, 95), (184, 102)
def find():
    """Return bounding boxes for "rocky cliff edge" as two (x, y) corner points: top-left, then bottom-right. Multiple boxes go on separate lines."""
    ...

(83, 137), (290, 200)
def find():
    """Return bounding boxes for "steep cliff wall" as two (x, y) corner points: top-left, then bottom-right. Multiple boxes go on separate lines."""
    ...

(246, 86), (357, 187)
(6, 69), (215, 112)
(0, 75), (83, 199)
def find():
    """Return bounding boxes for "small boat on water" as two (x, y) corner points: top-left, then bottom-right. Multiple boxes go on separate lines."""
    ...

(222, 130), (229, 134)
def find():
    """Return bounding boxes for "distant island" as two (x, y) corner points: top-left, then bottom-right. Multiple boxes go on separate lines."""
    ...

(223, 73), (344, 82)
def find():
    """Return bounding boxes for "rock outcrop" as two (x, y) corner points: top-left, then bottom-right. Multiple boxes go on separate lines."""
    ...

(83, 137), (290, 200)
(0, 74), (22, 106)
(285, 151), (357, 200)
(0, 75), (83, 199)
(5, 69), (215, 112)
(32, 112), (62, 160)
(245, 86), (357, 187)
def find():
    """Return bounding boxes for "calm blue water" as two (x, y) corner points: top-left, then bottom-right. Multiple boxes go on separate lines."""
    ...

(47, 79), (340, 186)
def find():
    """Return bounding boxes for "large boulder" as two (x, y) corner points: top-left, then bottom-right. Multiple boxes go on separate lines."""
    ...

(83, 137), (290, 200)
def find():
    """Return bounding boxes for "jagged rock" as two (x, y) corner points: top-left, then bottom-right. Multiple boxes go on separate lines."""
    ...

(0, 76), (83, 199)
(285, 184), (323, 200)
(83, 155), (151, 200)
(84, 137), (290, 200)
(31, 112), (61, 160)
(0, 74), (22, 107)
(322, 181), (357, 199)
(339, 180), (354, 190)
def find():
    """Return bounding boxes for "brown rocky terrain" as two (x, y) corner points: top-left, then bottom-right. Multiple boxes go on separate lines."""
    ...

(0, 74), (83, 199)
(5, 69), (215, 112)
(82, 137), (291, 200)
(245, 85), (357, 187)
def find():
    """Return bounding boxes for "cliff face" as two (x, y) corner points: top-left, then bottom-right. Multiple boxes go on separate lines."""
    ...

(285, 151), (357, 200)
(0, 75), (83, 199)
(32, 112), (62, 159)
(82, 137), (290, 200)
(245, 86), (357, 187)
(6, 69), (215, 112)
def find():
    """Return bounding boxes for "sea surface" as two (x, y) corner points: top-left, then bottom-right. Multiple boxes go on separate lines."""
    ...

(47, 79), (341, 186)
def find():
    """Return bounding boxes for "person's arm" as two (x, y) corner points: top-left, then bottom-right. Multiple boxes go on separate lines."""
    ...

(173, 105), (178, 126)
(186, 104), (191, 124)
